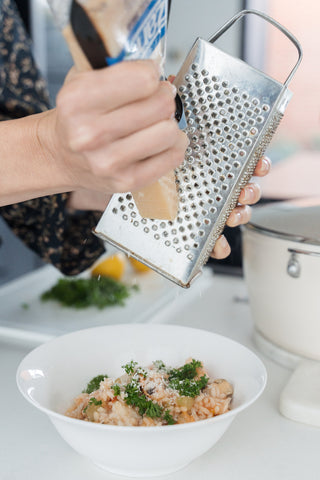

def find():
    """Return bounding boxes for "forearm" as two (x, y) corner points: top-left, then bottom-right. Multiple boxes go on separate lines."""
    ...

(0, 111), (72, 207)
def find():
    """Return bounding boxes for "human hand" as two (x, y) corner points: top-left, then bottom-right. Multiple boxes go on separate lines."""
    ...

(38, 60), (189, 194)
(210, 156), (271, 259)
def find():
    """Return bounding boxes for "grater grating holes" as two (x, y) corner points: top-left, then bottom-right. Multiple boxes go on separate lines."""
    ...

(107, 62), (275, 264)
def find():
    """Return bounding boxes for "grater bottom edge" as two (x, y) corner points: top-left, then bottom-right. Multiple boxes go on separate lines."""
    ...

(93, 229), (199, 288)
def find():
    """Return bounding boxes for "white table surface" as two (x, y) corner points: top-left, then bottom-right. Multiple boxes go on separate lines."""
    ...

(0, 267), (319, 480)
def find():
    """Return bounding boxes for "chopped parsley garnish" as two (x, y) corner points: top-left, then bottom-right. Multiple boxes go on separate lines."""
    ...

(121, 361), (147, 378)
(163, 410), (176, 425)
(83, 375), (108, 394)
(136, 367), (148, 378)
(168, 359), (209, 397)
(145, 400), (163, 419)
(111, 384), (121, 396)
(124, 380), (149, 416)
(153, 360), (167, 372)
(124, 379), (162, 419)
(41, 277), (137, 309)
(83, 397), (102, 412)
(123, 377), (176, 424)
(88, 397), (102, 406)
(122, 361), (138, 375)
(168, 359), (202, 381)
(169, 376), (209, 397)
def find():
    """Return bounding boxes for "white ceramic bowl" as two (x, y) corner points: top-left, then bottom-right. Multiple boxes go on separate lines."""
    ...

(17, 324), (266, 477)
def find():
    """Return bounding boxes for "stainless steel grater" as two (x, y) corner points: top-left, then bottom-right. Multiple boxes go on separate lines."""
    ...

(94, 9), (302, 288)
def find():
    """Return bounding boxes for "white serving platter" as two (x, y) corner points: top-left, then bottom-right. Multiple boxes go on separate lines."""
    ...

(0, 263), (204, 344)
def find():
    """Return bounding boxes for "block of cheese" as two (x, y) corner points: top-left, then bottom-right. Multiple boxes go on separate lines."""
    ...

(62, 24), (92, 71)
(132, 171), (179, 220)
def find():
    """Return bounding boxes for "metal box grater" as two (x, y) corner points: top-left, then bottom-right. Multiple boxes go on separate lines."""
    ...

(94, 9), (302, 288)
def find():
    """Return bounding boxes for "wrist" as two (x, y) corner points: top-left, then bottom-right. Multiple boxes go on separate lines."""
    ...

(0, 112), (75, 206)
(36, 109), (76, 193)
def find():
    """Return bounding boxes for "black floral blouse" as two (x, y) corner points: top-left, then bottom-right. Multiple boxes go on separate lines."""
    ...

(0, 0), (105, 275)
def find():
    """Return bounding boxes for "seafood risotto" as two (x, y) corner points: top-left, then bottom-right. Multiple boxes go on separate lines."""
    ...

(66, 359), (233, 426)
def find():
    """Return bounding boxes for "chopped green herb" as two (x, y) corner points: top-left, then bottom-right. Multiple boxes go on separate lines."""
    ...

(124, 379), (163, 419)
(83, 397), (102, 412)
(169, 376), (209, 397)
(136, 367), (148, 378)
(122, 361), (147, 378)
(168, 359), (208, 397)
(163, 410), (176, 425)
(153, 360), (167, 372)
(21, 303), (30, 310)
(122, 360), (138, 375)
(196, 375), (209, 390)
(168, 359), (202, 382)
(145, 401), (163, 419)
(41, 276), (137, 309)
(124, 380), (147, 415)
(83, 375), (108, 394)
(112, 384), (121, 396)
(89, 397), (102, 406)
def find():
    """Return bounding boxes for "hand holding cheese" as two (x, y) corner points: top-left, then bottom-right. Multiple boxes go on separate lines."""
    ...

(38, 60), (188, 198)
(0, 59), (187, 207)
(59, 0), (180, 221)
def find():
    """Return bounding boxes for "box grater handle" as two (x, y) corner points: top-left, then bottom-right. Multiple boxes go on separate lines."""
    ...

(208, 9), (302, 87)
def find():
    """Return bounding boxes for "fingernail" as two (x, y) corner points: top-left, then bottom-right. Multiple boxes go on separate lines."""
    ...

(231, 211), (241, 225)
(219, 235), (229, 250)
(261, 157), (271, 173)
(243, 186), (254, 202)
(170, 82), (177, 97)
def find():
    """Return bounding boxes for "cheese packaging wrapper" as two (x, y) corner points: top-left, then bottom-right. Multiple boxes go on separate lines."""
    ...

(76, 0), (168, 75)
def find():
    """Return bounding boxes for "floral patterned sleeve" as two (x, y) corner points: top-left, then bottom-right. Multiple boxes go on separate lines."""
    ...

(0, 0), (105, 275)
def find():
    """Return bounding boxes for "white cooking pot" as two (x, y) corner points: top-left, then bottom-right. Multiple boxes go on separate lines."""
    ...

(242, 199), (320, 428)
(242, 198), (320, 362)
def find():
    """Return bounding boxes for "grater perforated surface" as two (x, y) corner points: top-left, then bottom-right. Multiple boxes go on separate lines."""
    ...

(95, 37), (293, 287)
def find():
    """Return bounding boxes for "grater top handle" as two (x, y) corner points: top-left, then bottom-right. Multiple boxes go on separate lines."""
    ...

(208, 9), (303, 87)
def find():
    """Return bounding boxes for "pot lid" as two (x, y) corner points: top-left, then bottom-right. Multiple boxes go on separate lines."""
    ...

(246, 197), (320, 245)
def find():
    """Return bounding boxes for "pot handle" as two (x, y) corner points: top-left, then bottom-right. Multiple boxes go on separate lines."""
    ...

(287, 248), (320, 279)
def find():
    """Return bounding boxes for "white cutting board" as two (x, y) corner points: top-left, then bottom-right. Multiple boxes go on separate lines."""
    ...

(0, 264), (202, 344)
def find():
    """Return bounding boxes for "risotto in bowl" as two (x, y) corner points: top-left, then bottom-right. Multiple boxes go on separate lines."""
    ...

(17, 324), (266, 477)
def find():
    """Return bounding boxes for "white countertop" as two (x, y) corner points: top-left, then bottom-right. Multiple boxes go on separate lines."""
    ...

(0, 266), (319, 480)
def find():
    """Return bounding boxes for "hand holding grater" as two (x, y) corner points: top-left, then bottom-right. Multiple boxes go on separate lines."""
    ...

(95, 9), (303, 288)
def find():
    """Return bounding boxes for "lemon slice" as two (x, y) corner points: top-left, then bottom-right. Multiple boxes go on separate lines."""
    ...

(129, 257), (151, 273)
(91, 254), (125, 281)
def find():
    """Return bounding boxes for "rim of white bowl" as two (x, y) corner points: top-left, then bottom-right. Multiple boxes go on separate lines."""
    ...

(16, 324), (267, 432)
